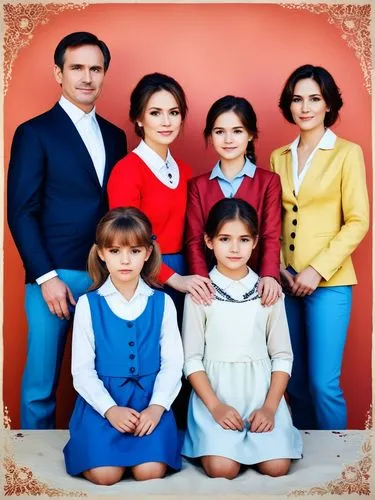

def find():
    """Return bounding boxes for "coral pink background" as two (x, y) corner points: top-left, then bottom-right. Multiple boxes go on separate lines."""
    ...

(3, 4), (372, 429)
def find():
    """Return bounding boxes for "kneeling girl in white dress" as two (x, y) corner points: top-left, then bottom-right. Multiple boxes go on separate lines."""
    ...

(64, 207), (183, 485)
(182, 198), (302, 479)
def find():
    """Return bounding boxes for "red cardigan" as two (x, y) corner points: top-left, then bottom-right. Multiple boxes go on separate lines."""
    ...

(185, 168), (282, 280)
(108, 152), (192, 283)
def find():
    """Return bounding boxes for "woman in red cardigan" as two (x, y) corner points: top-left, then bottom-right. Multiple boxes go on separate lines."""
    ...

(185, 96), (282, 305)
(108, 73), (213, 316)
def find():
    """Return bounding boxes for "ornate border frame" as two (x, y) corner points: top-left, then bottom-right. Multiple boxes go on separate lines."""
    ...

(1, 0), (373, 497)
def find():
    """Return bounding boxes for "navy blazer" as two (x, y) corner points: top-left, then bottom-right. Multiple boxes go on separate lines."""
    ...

(7, 103), (127, 283)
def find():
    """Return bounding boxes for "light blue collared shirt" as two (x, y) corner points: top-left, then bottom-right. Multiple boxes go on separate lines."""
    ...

(209, 158), (256, 198)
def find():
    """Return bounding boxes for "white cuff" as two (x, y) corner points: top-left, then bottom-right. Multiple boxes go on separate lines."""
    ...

(184, 359), (205, 378)
(271, 359), (292, 376)
(36, 270), (58, 285)
(99, 396), (118, 418)
(149, 393), (171, 411)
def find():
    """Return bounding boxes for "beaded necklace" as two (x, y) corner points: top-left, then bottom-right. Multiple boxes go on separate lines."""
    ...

(212, 279), (260, 303)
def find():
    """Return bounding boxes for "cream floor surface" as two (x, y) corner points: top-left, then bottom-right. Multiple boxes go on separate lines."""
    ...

(6, 429), (372, 497)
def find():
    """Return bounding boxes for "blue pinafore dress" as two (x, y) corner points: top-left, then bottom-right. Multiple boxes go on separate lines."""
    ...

(63, 289), (181, 476)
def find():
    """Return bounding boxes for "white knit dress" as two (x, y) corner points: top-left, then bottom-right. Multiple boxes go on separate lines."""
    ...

(182, 267), (303, 464)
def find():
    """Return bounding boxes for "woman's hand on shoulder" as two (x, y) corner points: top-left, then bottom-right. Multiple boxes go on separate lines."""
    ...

(291, 266), (322, 296)
(167, 273), (215, 305)
(210, 402), (243, 431)
(248, 406), (275, 433)
(133, 404), (165, 437)
(258, 277), (282, 306)
(105, 405), (140, 433)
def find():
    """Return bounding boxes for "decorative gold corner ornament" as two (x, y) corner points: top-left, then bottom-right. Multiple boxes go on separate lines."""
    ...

(3, 2), (89, 96)
(280, 3), (372, 95)
(288, 436), (372, 496)
(2, 407), (87, 496)
(4, 456), (88, 496)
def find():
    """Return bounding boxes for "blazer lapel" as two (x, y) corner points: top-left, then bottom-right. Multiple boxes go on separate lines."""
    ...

(52, 104), (102, 190)
(282, 149), (295, 199)
(97, 116), (113, 190)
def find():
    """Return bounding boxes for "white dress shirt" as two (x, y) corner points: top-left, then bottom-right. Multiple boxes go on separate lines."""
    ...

(133, 140), (180, 189)
(71, 276), (184, 417)
(59, 95), (106, 185)
(36, 96), (106, 285)
(290, 128), (336, 195)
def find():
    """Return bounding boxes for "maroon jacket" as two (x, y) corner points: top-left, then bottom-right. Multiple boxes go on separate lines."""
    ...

(185, 168), (282, 280)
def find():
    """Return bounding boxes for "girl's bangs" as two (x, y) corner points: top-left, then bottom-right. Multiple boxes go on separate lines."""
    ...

(100, 219), (149, 248)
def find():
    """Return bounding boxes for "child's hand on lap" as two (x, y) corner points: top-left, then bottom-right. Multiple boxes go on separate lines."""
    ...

(134, 404), (165, 437)
(248, 406), (275, 432)
(211, 402), (243, 431)
(105, 405), (140, 433)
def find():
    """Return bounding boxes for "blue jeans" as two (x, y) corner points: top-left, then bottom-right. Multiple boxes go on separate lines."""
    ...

(21, 269), (92, 429)
(284, 274), (352, 430)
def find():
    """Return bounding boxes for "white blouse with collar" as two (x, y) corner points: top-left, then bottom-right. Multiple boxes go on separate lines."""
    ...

(133, 140), (180, 189)
(289, 128), (337, 196)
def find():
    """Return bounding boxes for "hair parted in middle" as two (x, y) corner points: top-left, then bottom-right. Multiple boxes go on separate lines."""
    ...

(87, 207), (162, 290)
(204, 198), (258, 270)
(129, 72), (188, 139)
(205, 198), (259, 241)
(203, 95), (259, 164)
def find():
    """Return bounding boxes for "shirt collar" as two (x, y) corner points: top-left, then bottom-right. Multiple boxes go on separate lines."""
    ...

(209, 266), (259, 291)
(133, 140), (174, 171)
(287, 128), (337, 154)
(98, 276), (153, 302)
(59, 95), (97, 125)
(209, 157), (256, 181)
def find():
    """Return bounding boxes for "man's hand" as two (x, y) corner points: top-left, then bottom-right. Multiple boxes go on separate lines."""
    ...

(41, 276), (76, 320)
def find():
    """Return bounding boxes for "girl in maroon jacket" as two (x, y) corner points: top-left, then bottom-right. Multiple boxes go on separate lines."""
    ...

(185, 96), (282, 306)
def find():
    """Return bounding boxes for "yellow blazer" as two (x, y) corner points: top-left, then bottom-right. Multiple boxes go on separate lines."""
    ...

(270, 137), (369, 287)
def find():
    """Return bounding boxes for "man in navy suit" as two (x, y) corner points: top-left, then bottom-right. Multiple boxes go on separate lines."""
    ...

(7, 32), (127, 429)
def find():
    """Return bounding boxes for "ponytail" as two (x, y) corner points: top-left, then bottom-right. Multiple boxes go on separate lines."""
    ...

(246, 140), (257, 164)
(142, 241), (162, 288)
(87, 243), (109, 291)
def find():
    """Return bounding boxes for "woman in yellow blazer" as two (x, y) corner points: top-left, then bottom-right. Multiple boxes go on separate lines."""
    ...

(270, 65), (369, 430)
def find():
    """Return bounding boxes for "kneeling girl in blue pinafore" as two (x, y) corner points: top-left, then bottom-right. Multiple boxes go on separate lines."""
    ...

(64, 207), (183, 485)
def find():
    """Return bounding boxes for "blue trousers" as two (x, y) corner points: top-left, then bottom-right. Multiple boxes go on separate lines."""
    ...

(21, 270), (92, 429)
(161, 253), (189, 429)
(161, 253), (187, 329)
(285, 284), (352, 430)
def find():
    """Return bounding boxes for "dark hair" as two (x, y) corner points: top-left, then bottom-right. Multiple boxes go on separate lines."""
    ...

(129, 73), (188, 138)
(54, 32), (111, 72)
(205, 198), (258, 240)
(203, 95), (258, 164)
(88, 207), (162, 290)
(279, 64), (343, 127)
